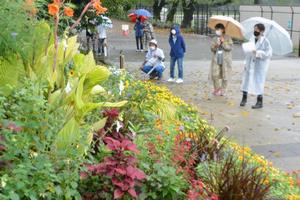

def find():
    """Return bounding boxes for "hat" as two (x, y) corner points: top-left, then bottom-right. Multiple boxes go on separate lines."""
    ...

(149, 39), (158, 46)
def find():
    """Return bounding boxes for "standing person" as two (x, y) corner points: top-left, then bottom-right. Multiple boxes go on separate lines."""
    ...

(167, 25), (186, 84)
(143, 19), (154, 49)
(240, 23), (272, 109)
(97, 23), (107, 56)
(134, 17), (145, 52)
(210, 23), (233, 96)
(140, 39), (165, 80)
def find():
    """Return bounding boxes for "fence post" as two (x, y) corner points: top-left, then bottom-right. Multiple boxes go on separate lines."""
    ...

(290, 6), (294, 38)
(269, 5), (273, 20)
(196, 4), (200, 34)
(260, 5), (263, 17)
(120, 50), (125, 69)
(200, 4), (204, 35)
(298, 38), (300, 57)
(205, 4), (209, 36)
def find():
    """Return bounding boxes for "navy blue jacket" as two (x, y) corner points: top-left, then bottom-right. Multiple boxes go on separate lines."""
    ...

(134, 21), (144, 37)
(168, 26), (186, 58)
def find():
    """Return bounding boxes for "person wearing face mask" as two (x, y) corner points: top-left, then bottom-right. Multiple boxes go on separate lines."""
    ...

(141, 39), (165, 80)
(167, 25), (186, 84)
(240, 23), (272, 109)
(210, 23), (233, 96)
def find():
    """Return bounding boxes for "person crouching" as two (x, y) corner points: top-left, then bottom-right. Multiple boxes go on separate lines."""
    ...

(140, 39), (165, 80)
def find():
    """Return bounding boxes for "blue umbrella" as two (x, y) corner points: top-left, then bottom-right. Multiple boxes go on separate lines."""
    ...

(134, 9), (152, 18)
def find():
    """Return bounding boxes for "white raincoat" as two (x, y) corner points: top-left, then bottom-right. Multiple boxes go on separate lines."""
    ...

(241, 36), (272, 95)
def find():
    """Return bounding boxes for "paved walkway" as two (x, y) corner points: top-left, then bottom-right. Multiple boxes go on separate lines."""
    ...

(106, 20), (300, 172)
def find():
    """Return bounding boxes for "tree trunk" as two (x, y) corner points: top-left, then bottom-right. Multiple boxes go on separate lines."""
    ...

(254, 0), (262, 4)
(153, 0), (167, 21)
(181, 0), (195, 28)
(166, 0), (179, 23)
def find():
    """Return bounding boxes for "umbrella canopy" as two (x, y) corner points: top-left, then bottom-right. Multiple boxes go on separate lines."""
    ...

(100, 16), (113, 28)
(128, 13), (147, 22)
(242, 17), (293, 55)
(208, 15), (245, 40)
(134, 9), (152, 18)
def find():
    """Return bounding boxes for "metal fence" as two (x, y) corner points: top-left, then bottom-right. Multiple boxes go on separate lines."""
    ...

(137, 4), (300, 51)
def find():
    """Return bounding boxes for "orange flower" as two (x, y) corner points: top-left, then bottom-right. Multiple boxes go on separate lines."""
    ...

(93, 1), (107, 15)
(53, 0), (61, 4)
(64, 7), (74, 17)
(25, 0), (34, 5)
(48, 3), (59, 16)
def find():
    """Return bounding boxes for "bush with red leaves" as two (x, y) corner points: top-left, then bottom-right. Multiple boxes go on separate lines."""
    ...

(87, 137), (145, 199)
(81, 109), (146, 199)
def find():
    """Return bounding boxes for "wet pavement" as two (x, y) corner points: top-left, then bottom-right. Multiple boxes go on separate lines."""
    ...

(105, 20), (300, 172)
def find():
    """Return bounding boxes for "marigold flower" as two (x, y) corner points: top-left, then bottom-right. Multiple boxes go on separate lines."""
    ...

(64, 7), (74, 17)
(48, 3), (59, 16)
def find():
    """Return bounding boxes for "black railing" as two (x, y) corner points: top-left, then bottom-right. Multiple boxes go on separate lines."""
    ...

(136, 4), (300, 53)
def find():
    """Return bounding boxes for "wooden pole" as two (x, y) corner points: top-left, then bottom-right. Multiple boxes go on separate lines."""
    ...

(120, 50), (125, 69)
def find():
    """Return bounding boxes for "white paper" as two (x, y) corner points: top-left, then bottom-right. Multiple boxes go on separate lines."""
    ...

(122, 24), (129, 31)
(242, 42), (256, 53)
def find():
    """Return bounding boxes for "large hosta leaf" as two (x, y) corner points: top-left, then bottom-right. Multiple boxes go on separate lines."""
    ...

(83, 66), (110, 94)
(54, 117), (80, 151)
(75, 75), (85, 110)
(74, 52), (96, 75)
(77, 101), (127, 119)
(0, 56), (25, 95)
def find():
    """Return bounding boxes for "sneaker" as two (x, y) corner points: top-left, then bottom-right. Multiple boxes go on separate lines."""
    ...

(167, 78), (175, 82)
(176, 78), (183, 84)
(136, 49), (140, 52)
(140, 49), (144, 52)
(213, 89), (221, 96)
(220, 89), (226, 96)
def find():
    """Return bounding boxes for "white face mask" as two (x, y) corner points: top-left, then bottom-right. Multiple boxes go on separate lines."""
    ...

(171, 29), (176, 35)
(149, 46), (156, 51)
(216, 30), (222, 36)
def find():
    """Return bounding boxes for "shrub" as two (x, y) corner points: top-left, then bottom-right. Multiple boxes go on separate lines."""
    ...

(196, 152), (272, 200)
(0, 81), (84, 199)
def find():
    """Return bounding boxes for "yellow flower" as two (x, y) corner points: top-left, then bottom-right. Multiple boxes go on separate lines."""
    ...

(69, 70), (75, 77)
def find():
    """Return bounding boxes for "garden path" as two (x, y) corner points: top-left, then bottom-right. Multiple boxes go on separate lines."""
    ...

(105, 19), (300, 172)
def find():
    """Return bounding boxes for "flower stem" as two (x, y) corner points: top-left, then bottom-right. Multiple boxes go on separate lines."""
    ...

(69, 2), (92, 31)
(53, 14), (59, 72)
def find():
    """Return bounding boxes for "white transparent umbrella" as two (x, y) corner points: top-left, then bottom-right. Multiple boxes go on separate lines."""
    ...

(100, 16), (113, 28)
(241, 17), (293, 55)
(208, 15), (245, 40)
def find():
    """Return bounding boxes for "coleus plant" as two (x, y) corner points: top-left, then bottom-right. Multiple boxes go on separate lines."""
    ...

(86, 109), (146, 199)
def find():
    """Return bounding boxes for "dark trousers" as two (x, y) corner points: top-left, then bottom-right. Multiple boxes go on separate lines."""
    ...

(136, 36), (143, 50)
(98, 38), (105, 54)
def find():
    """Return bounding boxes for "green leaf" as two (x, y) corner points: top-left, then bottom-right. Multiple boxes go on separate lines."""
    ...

(0, 56), (25, 95)
(92, 117), (107, 131)
(75, 75), (86, 110)
(78, 101), (127, 117)
(83, 66), (110, 94)
(76, 52), (96, 75)
(54, 117), (80, 150)
(9, 192), (20, 200)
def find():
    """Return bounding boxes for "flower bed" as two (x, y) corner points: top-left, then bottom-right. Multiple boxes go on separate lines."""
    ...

(0, 0), (299, 199)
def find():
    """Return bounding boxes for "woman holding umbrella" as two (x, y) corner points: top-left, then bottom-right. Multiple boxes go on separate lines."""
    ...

(210, 23), (233, 96)
(240, 23), (272, 109)
(208, 16), (244, 96)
